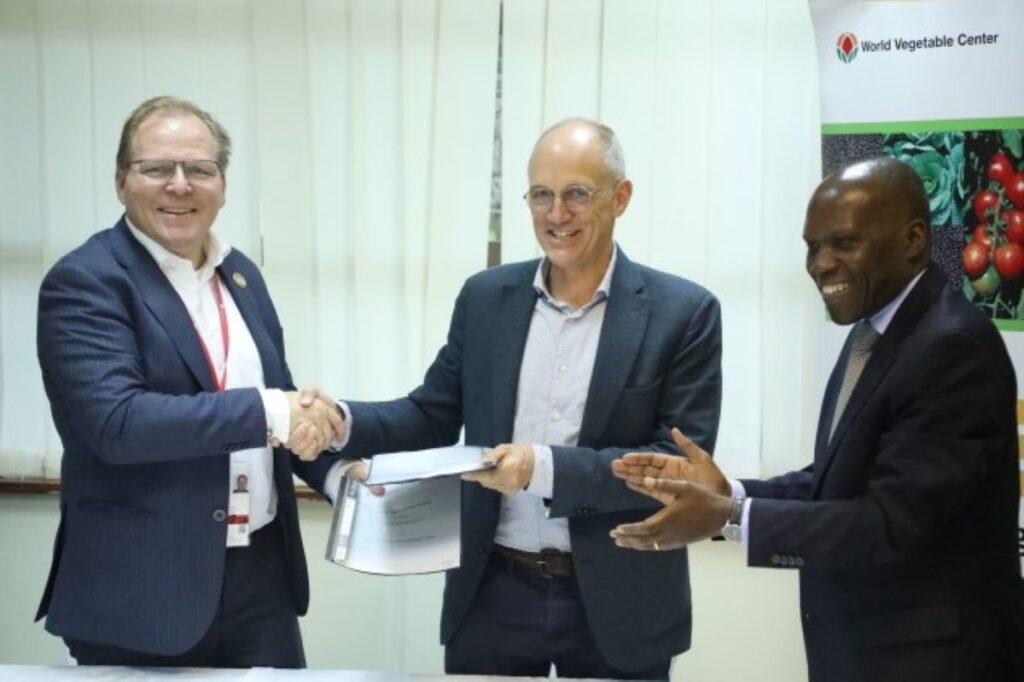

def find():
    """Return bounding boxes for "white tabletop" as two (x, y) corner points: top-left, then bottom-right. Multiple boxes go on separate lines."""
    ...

(0, 666), (568, 682)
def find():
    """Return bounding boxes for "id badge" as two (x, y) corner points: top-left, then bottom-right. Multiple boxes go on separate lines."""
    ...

(227, 462), (252, 547)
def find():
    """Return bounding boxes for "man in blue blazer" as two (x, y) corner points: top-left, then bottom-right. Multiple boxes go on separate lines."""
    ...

(332, 119), (722, 678)
(35, 96), (341, 667)
(611, 158), (1024, 681)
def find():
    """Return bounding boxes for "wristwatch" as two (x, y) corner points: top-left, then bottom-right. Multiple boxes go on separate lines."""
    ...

(721, 496), (745, 542)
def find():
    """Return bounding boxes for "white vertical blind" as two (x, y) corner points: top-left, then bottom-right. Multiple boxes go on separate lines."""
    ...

(2, 0), (829, 483)
(0, 0), (500, 477)
(500, 0), (825, 477)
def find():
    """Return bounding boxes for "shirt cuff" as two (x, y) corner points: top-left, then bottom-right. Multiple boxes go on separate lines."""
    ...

(260, 389), (290, 443)
(729, 479), (747, 500)
(728, 479), (751, 550)
(323, 459), (363, 505)
(740, 498), (752, 549)
(330, 401), (353, 451)
(525, 445), (553, 498)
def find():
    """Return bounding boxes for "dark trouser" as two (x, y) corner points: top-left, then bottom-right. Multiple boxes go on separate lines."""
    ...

(66, 519), (305, 669)
(445, 547), (671, 680)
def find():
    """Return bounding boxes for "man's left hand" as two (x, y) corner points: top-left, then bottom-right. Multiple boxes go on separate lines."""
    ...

(610, 479), (732, 551)
(462, 443), (534, 496)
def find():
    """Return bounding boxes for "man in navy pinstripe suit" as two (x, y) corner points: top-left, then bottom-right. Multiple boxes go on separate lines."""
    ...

(35, 96), (344, 668)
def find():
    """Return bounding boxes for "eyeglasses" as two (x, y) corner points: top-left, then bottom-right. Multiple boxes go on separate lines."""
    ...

(522, 182), (619, 213)
(128, 159), (222, 183)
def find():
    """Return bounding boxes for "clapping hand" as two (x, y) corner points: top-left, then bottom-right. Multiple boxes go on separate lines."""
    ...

(609, 428), (733, 551)
(611, 428), (730, 503)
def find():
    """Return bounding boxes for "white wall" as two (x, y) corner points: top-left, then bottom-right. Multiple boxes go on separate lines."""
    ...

(0, 495), (808, 680)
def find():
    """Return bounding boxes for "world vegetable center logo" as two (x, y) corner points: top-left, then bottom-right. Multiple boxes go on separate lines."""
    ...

(836, 32), (859, 63)
(834, 29), (1000, 64)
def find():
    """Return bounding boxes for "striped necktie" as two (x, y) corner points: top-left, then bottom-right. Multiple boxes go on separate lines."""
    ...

(829, 320), (880, 442)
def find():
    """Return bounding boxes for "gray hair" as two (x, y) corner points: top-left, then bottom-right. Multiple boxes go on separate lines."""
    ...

(116, 96), (232, 176)
(534, 117), (626, 179)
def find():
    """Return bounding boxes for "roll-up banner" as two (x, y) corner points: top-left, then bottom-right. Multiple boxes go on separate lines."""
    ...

(808, 0), (1024, 573)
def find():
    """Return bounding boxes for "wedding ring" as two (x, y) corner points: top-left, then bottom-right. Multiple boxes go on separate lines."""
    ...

(653, 540), (661, 551)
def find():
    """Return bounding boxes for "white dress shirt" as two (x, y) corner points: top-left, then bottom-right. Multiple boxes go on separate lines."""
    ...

(126, 220), (285, 533)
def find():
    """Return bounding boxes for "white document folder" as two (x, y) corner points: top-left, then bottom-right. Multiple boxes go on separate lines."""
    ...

(326, 475), (461, 575)
(363, 445), (493, 486)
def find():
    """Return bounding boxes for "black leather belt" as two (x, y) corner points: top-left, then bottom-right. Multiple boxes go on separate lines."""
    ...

(491, 544), (575, 580)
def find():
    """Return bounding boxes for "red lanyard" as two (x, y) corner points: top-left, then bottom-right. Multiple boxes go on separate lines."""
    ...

(194, 275), (230, 391)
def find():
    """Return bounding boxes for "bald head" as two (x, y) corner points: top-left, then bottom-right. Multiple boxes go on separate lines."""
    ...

(815, 157), (931, 256)
(529, 118), (625, 182)
(804, 157), (931, 324)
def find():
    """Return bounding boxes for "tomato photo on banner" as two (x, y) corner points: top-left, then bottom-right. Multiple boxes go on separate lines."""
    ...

(808, 0), (1024, 574)
(882, 129), (1024, 320)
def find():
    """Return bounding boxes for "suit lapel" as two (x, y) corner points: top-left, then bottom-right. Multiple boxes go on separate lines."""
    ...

(579, 252), (650, 443)
(218, 254), (285, 389)
(813, 265), (945, 494)
(108, 219), (214, 392)
(490, 265), (540, 443)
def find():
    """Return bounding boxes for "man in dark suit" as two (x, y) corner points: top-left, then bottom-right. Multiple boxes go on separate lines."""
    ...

(35, 96), (343, 667)
(326, 118), (722, 678)
(611, 157), (1024, 681)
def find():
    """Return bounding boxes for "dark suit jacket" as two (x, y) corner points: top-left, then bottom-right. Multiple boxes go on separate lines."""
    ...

(343, 250), (722, 672)
(35, 219), (336, 655)
(743, 264), (1024, 682)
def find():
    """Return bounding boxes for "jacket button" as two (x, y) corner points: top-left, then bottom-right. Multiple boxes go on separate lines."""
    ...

(212, 509), (227, 522)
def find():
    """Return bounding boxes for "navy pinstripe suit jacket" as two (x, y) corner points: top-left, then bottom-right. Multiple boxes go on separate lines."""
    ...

(34, 218), (336, 655)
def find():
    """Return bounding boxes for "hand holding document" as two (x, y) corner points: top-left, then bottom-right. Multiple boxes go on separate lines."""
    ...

(326, 445), (493, 575)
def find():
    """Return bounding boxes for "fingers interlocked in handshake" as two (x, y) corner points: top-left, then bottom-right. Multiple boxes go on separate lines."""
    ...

(274, 387), (346, 461)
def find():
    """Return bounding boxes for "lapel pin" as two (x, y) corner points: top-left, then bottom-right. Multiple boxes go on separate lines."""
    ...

(232, 272), (247, 288)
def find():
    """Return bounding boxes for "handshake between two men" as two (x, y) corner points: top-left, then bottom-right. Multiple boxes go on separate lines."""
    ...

(272, 388), (347, 462)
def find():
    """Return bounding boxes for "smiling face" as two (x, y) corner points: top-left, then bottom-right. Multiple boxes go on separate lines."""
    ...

(115, 113), (226, 267)
(527, 123), (632, 286)
(803, 161), (928, 325)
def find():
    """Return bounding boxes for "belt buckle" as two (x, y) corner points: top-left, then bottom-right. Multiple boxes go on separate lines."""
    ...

(537, 547), (570, 579)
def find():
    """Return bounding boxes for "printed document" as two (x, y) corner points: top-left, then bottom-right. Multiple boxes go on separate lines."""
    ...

(326, 475), (461, 575)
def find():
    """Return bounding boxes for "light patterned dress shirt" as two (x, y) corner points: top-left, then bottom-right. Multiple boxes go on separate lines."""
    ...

(493, 246), (619, 552)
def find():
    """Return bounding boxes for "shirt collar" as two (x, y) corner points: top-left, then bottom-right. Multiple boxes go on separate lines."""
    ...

(125, 215), (231, 282)
(867, 268), (926, 335)
(532, 243), (618, 312)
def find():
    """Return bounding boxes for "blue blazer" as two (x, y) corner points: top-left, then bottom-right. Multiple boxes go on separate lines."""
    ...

(743, 265), (1024, 681)
(344, 250), (723, 672)
(35, 219), (336, 655)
